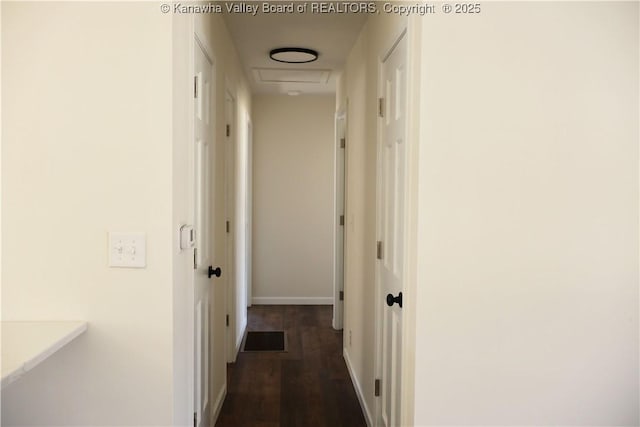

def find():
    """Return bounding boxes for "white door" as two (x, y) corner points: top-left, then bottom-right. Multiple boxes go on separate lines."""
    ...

(378, 31), (407, 427)
(193, 39), (213, 427)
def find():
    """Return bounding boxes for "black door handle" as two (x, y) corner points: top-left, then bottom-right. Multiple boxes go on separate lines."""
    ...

(208, 266), (221, 278)
(386, 292), (402, 308)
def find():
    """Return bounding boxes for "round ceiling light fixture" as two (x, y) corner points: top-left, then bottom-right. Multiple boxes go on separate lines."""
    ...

(269, 47), (319, 64)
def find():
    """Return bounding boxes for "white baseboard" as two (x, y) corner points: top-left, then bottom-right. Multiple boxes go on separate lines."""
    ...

(343, 348), (374, 427)
(234, 319), (247, 359)
(251, 297), (333, 305)
(210, 382), (226, 427)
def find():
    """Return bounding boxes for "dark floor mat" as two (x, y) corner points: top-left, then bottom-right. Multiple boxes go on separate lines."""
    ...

(242, 331), (287, 352)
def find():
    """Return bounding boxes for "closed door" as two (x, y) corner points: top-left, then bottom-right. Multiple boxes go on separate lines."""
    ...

(193, 38), (213, 427)
(378, 31), (407, 427)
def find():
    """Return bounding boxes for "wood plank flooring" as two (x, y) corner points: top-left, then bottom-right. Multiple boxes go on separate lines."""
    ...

(215, 305), (367, 427)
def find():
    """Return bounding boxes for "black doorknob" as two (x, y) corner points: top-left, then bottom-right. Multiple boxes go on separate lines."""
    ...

(386, 292), (403, 308)
(208, 266), (221, 278)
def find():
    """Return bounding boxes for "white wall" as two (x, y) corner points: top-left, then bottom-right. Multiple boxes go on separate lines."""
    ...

(234, 108), (250, 353)
(2, 2), (174, 425)
(252, 95), (335, 304)
(2, 4), (252, 425)
(171, 12), (192, 426)
(413, 2), (639, 425)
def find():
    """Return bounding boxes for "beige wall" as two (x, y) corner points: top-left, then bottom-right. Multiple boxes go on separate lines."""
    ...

(2, 3), (251, 425)
(171, 12), (191, 425)
(2, 2), (174, 425)
(413, 2), (639, 425)
(252, 95), (335, 304)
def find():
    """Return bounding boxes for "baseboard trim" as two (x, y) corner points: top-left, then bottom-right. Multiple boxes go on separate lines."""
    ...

(234, 320), (247, 360)
(210, 382), (226, 427)
(343, 348), (374, 427)
(251, 297), (333, 305)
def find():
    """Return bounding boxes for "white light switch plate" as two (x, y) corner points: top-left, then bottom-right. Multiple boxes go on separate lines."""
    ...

(109, 232), (146, 268)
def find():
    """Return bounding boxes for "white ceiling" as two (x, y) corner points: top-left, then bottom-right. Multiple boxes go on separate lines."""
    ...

(222, 3), (368, 95)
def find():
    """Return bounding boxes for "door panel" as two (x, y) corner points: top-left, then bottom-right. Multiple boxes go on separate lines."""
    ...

(379, 32), (407, 427)
(194, 39), (213, 427)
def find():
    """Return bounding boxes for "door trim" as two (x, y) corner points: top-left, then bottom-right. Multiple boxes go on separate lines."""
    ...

(398, 17), (422, 427)
(333, 108), (347, 330)
(224, 87), (239, 363)
(245, 115), (253, 310)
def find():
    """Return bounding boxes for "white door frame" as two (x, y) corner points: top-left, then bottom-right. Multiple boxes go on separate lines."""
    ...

(333, 108), (347, 330)
(224, 87), (237, 363)
(399, 18), (421, 425)
(246, 116), (253, 309)
(233, 107), (250, 348)
(182, 19), (197, 426)
(373, 23), (419, 427)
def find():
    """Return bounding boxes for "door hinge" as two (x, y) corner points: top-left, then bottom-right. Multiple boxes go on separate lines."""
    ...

(226, 314), (229, 327)
(340, 138), (346, 149)
(339, 290), (344, 301)
(339, 215), (344, 226)
(376, 241), (383, 260)
(375, 379), (381, 397)
(226, 220), (230, 233)
(193, 248), (198, 269)
(226, 124), (231, 137)
(378, 98), (385, 118)
(194, 76), (198, 99)
(193, 411), (197, 427)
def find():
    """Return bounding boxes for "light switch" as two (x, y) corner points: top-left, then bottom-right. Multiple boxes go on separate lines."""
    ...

(109, 232), (146, 268)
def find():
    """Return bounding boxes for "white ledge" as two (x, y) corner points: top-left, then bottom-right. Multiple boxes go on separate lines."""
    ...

(1, 321), (88, 389)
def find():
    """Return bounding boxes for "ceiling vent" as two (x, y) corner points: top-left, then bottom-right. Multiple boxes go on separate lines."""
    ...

(252, 68), (331, 84)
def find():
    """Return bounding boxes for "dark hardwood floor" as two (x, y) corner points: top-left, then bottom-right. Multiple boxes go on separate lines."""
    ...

(215, 305), (367, 427)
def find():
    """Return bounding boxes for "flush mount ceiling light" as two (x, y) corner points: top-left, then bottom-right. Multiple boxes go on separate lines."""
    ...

(269, 47), (318, 64)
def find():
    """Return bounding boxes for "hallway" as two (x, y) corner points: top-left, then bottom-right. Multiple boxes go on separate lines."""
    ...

(215, 306), (366, 427)
(3, 2), (638, 426)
